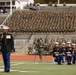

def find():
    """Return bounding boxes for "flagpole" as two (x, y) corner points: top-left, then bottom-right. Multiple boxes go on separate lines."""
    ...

(10, 0), (12, 15)
(58, 0), (60, 4)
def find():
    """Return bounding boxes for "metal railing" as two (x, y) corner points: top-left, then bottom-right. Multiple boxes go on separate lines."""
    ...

(1, 13), (11, 25)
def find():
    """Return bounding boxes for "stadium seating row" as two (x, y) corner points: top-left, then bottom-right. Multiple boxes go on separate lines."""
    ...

(5, 10), (76, 33)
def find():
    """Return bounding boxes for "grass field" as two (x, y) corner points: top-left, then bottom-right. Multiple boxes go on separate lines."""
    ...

(0, 60), (76, 75)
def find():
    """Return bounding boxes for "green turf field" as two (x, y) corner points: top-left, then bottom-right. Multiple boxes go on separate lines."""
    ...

(0, 60), (76, 75)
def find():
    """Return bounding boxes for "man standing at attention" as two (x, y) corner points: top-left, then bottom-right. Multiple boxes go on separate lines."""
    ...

(0, 25), (14, 72)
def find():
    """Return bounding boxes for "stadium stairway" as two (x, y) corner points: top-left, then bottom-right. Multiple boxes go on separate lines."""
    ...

(13, 33), (32, 54)
(0, 14), (7, 25)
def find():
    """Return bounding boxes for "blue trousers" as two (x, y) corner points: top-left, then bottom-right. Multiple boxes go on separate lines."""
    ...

(72, 54), (76, 64)
(2, 52), (10, 71)
(55, 55), (62, 64)
(66, 55), (72, 64)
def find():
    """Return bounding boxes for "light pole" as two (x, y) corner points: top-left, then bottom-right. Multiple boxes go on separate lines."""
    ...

(10, 0), (12, 15)
(58, 0), (60, 4)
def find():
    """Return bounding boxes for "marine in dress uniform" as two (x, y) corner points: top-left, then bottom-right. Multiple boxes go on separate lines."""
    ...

(0, 25), (14, 72)
(52, 42), (62, 65)
(72, 44), (76, 64)
(66, 42), (72, 65)
(60, 43), (66, 63)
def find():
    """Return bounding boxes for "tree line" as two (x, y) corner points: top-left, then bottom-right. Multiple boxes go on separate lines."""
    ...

(34, 0), (76, 4)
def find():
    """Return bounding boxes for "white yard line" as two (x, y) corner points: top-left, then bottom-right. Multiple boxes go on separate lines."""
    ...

(0, 62), (25, 63)
(24, 62), (53, 65)
(19, 71), (39, 73)
(0, 69), (39, 73)
(11, 62), (25, 66)
(0, 62), (25, 68)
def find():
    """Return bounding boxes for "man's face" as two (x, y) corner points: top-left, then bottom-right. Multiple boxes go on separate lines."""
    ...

(72, 45), (76, 48)
(55, 44), (59, 47)
(62, 44), (65, 47)
(67, 44), (71, 47)
(2, 29), (8, 33)
(40, 39), (43, 43)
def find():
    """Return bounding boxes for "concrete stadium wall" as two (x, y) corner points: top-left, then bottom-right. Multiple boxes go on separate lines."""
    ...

(14, 33), (76, 45)
(40, 5), (76, 12)
(40, 4), (76, 7)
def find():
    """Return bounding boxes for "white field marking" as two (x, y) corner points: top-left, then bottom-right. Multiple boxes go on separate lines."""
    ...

(0, 62), (25, 68)
(11, 62), (53, 65)
(19, 71), (38, 73)
(10, 70), (38, 73)
(0, 69), (39, 73)
(0, 69), (4, 72)
(11, 62), (23, 63)
(25, 62), (53, 65)
(11, 62), (25, 67)
(0, 61), (24, 64)
(11, 62), (26, 63)
(0, 60), (52, 64)
(0, 69), (19, 72)
(35, 63), (38, 64)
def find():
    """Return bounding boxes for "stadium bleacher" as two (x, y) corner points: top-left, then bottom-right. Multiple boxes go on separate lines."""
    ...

(4, 10), (76, 33)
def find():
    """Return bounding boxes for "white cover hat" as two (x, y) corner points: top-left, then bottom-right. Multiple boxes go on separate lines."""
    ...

(62, 42), (65, 45)
(72, 43), (76, 46)
(0, 25), (9, 29)
(55, 42), (59, 44)
(67, 42), (71, 44)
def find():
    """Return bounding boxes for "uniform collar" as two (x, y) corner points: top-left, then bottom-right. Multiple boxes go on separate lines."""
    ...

(3, 32), (9, 34)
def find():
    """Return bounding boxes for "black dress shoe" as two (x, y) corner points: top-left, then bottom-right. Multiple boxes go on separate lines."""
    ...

(68, 62), (71, 65)
(58, 62), (62, 65)
(5, 69), (10, 73)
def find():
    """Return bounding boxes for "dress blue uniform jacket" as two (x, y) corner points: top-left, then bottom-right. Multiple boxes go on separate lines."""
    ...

(0, 33), (14, 52)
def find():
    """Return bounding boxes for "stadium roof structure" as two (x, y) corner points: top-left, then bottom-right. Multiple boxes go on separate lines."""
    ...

(0, 0), (11, 1)
(0, 0), (18, 1)
(0, 0), (34, 2)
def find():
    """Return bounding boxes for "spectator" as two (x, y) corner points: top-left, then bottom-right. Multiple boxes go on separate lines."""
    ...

(0, 9), (3, 13)
(37, 5), (40, 10)
(28, 44), (33, 55)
